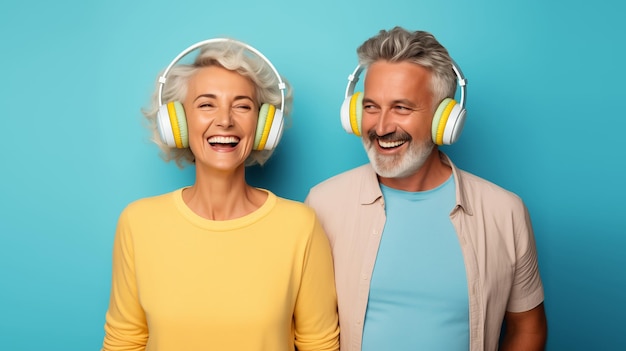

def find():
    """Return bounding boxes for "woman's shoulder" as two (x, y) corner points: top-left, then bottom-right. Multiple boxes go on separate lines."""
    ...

(271, 193), (308, 208)
(268, 195), (325, 242)
(122, 188), (182, 216)
(270, 194), (317, 219)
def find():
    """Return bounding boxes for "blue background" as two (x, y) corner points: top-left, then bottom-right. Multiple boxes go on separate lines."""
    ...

(1, 0), (624, 349)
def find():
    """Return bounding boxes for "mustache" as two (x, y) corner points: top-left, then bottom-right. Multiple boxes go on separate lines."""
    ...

(367, 130), (412, 142)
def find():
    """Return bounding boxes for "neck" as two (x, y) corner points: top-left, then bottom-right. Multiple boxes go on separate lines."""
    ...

(183, 165), (267, 221)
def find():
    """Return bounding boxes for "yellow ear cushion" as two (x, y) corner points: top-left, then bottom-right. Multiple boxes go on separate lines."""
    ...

(173, 102), (188, 148)
(435, 99), (457, 145)
(254, 104), (268, 149)
(256, 104), (275, 150)
(432, 98), (450, 142)
(349, 92), (363, 136)
(166, 102), (184, 148)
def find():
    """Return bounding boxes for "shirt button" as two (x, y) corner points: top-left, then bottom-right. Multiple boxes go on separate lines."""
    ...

(361, 274), (368, 280)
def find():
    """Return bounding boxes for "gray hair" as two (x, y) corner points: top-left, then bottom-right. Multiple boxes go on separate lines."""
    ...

(142, 40), (292, 167)
(357, 27), (457, 105)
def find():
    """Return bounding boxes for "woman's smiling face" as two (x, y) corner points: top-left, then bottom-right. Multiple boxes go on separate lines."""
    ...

(183, 65), (259, 172)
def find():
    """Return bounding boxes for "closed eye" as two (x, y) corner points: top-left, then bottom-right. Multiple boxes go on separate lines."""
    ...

(363, 104), (380, 113)
(198, 102), (215, 109)
(233, 104), (253, 111)
(393, 105), (415, 115)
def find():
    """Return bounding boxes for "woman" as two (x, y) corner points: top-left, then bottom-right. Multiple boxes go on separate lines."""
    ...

(102, 38), (340, 351)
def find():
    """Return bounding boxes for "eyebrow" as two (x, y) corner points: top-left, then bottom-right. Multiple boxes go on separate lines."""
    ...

(362, 97), (417, 107)
(362, 97), (374, 103)
(193, 94), (255, 103)
(391, 99), (417, 107)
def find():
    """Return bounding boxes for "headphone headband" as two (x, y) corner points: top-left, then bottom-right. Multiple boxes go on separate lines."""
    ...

(340, 58), (468, 145)
(157, 38), (286, 112)
(344, 59), (467, 108)
(155, 38), (287, 151)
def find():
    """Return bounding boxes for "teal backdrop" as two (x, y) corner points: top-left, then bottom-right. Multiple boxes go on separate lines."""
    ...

(1, 0), (624, 349)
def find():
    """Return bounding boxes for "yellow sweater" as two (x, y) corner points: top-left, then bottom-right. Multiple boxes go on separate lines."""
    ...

(102, 188), (339, 351)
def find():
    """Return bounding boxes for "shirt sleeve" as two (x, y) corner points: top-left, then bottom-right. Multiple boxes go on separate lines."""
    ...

(507, 202), (545, 313)
(293, 215), (340, 351)
(102, 209), (148, 351)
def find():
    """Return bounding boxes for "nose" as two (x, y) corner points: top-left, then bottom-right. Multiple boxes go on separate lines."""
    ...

(374, 108), (395, 136)
(215, 107), (234, 128)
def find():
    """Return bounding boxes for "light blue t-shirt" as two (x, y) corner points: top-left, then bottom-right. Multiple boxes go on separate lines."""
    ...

(362, 175), (469, 351)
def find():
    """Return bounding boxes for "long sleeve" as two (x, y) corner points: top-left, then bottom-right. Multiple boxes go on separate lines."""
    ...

(101, 190), (339, 350)
(102, 209), (148, 351)
(294, 216), (340, 351)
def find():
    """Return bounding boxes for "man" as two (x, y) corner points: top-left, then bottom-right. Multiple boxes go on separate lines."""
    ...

(306, 27), (547, 351)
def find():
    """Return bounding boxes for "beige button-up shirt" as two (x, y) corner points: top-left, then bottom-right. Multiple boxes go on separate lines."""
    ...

(305, 153), (544, 351)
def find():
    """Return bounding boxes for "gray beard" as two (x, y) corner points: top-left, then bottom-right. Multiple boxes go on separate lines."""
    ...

(364, 138), (435, 179)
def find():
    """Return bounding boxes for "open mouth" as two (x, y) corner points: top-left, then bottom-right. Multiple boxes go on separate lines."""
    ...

(377, 139), (407, 149)
(208, 135), (240, 148)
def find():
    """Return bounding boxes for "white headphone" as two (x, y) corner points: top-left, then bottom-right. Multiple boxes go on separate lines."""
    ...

(156, 38), (286, 151)
(340, 60), (467, 145)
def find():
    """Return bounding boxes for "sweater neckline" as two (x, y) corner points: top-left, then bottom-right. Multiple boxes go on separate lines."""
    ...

(172, 187), (277, 231)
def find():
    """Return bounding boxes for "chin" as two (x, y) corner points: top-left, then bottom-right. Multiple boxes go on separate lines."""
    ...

(366, 140), (434, 178)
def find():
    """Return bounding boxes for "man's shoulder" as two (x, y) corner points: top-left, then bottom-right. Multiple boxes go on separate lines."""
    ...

(458, 169), (521, 198)
(306, 164), (375, 208)
(454, 167), (526, 214)
(442, 152), (521, 203)
(310, 164), (372, 192)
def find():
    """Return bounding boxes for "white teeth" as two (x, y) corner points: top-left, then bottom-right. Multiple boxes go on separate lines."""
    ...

(378, 139), (406, 148)
(208, 136), (240, 144)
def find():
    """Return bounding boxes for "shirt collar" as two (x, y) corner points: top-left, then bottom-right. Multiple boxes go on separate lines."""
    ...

(359, 152), (473, 216)
(359, 163), (384, 205)
(440, 152), (473, 216)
